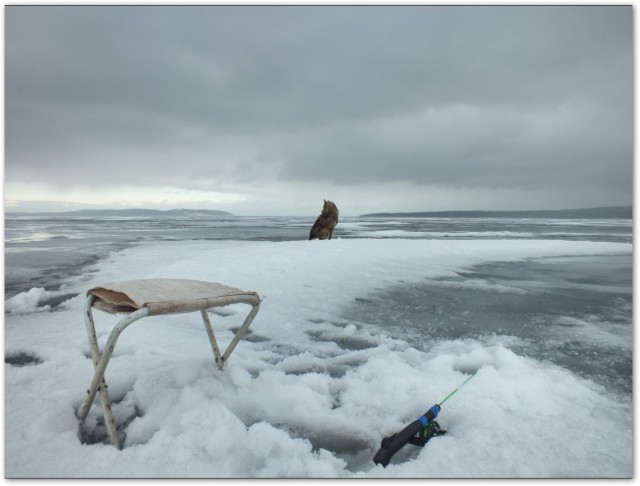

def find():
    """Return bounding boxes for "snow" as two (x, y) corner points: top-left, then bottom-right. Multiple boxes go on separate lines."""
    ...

(5, 287), (55, 314)
(4, 238), (632, 478)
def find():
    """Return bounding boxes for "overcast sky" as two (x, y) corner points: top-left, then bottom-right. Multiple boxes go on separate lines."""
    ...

(5, 6), (633, 216)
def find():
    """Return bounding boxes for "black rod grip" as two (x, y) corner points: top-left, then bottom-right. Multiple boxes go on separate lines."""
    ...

(373, 419), (423, 467)
(373, 405), (441, 467)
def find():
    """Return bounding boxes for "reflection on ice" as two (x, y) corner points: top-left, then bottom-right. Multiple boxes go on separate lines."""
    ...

(343, 254), (632, 395)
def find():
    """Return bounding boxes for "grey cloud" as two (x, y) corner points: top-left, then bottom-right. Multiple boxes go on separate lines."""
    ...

(5, 5), (632, 207)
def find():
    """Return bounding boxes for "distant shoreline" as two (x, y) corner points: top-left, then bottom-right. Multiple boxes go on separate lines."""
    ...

(360, 206), (632, 219)
(4, 205), (632, 220)
(5, 208), (234, 218)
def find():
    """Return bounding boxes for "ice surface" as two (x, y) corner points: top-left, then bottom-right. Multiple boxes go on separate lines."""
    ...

(4, 238), (632, 478)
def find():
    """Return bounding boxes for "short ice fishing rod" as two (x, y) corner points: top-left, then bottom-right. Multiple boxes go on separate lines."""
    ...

(373, 371), (477, 467)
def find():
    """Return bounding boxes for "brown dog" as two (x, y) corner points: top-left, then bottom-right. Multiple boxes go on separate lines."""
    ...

(309, 200), (339, 240)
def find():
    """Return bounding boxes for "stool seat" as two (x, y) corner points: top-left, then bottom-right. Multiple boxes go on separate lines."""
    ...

(89, 278), (260, 315)
(77, 278), (261, 449)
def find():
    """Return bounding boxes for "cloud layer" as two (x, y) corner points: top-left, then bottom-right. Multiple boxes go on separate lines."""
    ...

(5, 6), (632, 215)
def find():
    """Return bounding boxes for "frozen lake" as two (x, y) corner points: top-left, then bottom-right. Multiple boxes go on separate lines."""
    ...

(4, 213), (633, 477)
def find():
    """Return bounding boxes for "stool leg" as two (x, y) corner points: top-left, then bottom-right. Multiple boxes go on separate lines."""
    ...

(80, 295), (120, 448)
(201, 310), (224, 369)
(221, 302), (261, 367)
(79, 296), (149, 449)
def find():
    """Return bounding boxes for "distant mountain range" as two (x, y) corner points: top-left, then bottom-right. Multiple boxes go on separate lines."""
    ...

(360, 206), (632, 219)
(7, 208), (233, 218)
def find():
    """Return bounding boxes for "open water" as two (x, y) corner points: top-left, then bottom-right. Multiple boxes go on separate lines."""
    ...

(4, 213), (633, 398)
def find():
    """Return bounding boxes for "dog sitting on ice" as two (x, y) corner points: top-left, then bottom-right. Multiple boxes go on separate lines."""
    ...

(309, 200), (339, 240)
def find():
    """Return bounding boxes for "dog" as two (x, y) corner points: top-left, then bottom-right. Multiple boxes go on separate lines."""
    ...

(309, 200), (339, 240)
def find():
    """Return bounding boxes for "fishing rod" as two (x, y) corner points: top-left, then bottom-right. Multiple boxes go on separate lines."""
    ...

(373, 371), (477, 468)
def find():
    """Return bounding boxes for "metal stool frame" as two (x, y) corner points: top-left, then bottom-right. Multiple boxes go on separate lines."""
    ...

(78, 293), (261, 449)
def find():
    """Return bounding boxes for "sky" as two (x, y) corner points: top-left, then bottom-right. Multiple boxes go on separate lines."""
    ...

(4, 5), (633, 216)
